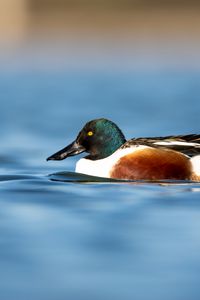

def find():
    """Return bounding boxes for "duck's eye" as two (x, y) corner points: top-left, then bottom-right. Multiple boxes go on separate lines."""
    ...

(87, 131), (94, 136)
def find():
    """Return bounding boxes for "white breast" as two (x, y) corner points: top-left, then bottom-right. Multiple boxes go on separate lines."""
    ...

(75, 145), (148, 178)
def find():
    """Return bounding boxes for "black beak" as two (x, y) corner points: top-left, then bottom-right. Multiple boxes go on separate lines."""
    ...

(46, 141), (86, 161)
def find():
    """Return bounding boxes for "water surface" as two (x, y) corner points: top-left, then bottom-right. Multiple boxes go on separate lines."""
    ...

(1, 52), (200, 299)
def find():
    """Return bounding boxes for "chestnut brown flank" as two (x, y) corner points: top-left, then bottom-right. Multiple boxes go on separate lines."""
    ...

(110, 148), (192, 180)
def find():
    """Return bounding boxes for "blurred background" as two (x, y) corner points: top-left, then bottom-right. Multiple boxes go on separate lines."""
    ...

(1, 0), (200, 163)
(1, 2), (200, 300)
(1, 0), (200, 70)
(0, 0), (200, 152)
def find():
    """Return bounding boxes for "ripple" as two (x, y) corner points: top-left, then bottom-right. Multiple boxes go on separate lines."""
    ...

(0, 174), (38, 182)
(48, 171), (200, 186)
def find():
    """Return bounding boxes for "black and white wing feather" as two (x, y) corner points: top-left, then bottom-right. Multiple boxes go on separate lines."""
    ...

(123, 134), (200, 157)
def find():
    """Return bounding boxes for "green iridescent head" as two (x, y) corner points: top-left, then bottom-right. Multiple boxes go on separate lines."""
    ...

(47, 118), (126, 161)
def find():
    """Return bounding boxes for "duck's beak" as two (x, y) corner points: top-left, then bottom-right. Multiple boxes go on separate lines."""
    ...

(46, 141), (86, 161)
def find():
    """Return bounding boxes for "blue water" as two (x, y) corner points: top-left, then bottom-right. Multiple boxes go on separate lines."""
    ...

(1, 67), (200, 300)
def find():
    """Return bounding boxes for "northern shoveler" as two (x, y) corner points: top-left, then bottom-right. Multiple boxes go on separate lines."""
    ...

(47, 118), (200, 181)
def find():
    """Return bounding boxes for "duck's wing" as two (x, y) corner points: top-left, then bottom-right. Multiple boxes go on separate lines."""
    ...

(124, 134), (200, 157)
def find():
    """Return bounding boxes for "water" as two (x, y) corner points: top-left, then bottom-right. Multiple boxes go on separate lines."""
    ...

(1, 67), (200, 300)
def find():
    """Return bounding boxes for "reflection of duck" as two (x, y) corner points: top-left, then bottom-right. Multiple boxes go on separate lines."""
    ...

(47, 118), (200, 181)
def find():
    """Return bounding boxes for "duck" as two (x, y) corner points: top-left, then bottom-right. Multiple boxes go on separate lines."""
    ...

(47, 118), (200, 181)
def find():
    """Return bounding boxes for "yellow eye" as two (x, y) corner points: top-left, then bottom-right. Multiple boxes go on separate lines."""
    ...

(87, 131), (93, 136)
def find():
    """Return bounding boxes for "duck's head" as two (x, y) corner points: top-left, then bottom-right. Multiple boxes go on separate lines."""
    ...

(47, 118), (126, 161)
